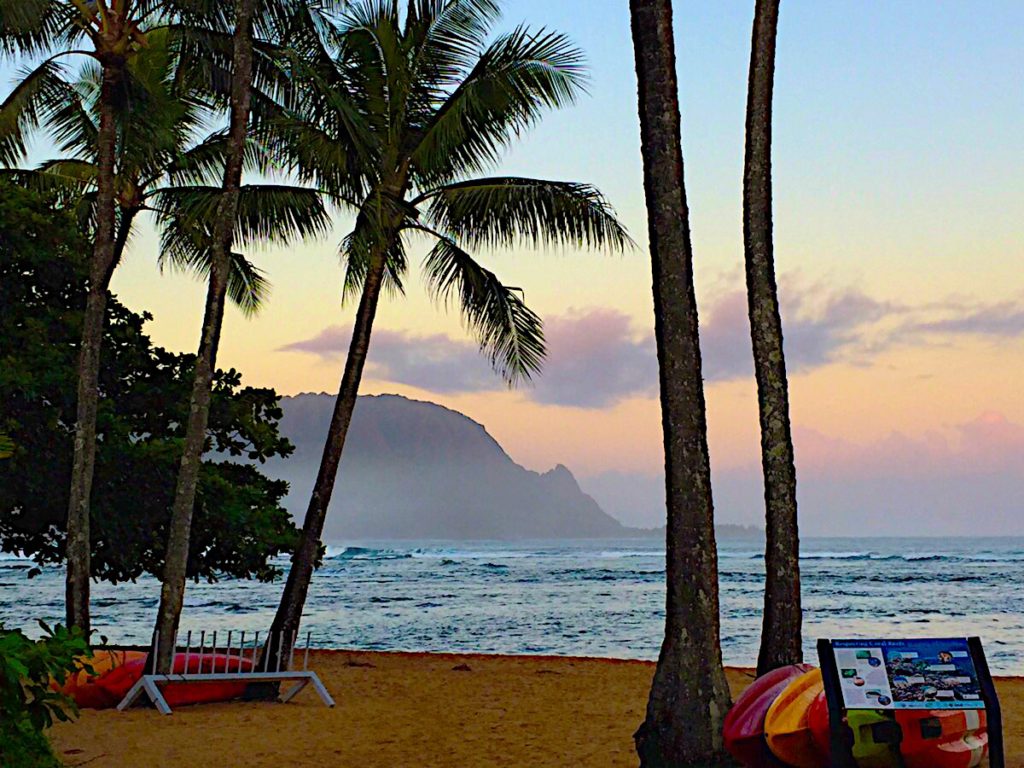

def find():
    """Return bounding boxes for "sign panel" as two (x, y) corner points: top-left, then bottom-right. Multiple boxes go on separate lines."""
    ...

(830, 638), (985, 710)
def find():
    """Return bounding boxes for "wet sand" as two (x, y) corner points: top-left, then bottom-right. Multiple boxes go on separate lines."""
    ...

(49, 650), (1023, 767)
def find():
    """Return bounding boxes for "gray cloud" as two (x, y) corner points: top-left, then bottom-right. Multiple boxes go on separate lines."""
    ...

(278, 282), (1024, 407)
(699, 285), (897, 380)
(278, 326), (497, 394)
(529, 309), (656, 407)
(910, 302), (1024, 338)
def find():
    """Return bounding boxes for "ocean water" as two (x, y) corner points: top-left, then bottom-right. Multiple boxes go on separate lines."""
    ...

(2, 537), (1023, 673)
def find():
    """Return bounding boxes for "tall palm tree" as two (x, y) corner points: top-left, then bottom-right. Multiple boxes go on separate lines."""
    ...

(152, 0), (257, 673)
(629, 0), (731, 764)
(743, 0), (802, 676)
(150, 0), (339, 673)
(0, 0), (174, 633)
(260, 0), (631, 669)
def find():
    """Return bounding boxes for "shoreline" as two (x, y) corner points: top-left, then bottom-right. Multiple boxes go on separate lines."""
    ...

(49, 650), (1024, 768)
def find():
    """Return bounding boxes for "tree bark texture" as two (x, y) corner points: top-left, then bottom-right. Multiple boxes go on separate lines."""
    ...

(264, 249), (389, 672)
(153, 0), (256, 673)
(629, 1), (732, 764)
(743, 0), (803, 677)
(64, 58), (122, 635)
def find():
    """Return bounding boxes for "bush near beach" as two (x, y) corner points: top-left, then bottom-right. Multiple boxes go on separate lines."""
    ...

(0, 621), (90, 768)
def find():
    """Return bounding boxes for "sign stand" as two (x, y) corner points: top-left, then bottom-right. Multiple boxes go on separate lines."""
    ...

(817, 637), (1004, 768)
(969, 636), (1005, 767)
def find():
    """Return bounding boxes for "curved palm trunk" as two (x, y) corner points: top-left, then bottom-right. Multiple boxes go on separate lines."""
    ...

(153, 0), (257, 673)
(630, 1), (732, 764)
(263, 250), (388, 672)
(65, 59), (122, 634)
(744, 0), (802, 677)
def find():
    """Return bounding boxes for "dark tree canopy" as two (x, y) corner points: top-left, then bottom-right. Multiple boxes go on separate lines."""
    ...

(0, 181), (300, 583)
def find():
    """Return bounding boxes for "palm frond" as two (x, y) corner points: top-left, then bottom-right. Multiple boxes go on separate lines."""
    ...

(421, 176), (632, 252)
(0, 58), (74, 166)
(157, 221), (271, 316)
(422, 232), (545, 384)
(151, 184), (331, 248)
(341, 217), (408, 302)
(166, 132), (274, 187)
(0, 0), (81, 58)
(404, 0), (501, 95)
(409, 25), (587, 186)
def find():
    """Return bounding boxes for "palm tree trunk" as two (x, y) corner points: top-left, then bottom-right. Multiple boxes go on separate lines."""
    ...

(64, 59), (122, 635)
(263, 249), (388, 672)
(744, 0), (802, 677)
(153, 0), (256, 673)
(629, 1), (732, 765)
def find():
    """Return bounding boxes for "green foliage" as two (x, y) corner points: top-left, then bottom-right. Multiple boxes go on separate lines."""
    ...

(0, 180), (301, 583)
(0, 716), (63, 768)
(0, 620), (90, 768)
(0, 621), (90, 731)
(0, 432), (13, 459)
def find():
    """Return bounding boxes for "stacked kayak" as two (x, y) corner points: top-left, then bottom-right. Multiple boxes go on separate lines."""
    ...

(723, 664), (814, 767)
(55, 650), (254, 709)
(724, 666), (989, 768)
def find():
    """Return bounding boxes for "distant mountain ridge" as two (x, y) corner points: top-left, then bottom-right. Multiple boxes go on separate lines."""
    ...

(263, 393), (761, 540)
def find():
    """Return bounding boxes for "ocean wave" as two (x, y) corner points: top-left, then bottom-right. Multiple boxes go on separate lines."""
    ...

(326, 546), (412, 562)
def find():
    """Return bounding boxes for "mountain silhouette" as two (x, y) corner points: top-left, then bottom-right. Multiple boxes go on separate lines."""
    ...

(266, 393), (631, 539)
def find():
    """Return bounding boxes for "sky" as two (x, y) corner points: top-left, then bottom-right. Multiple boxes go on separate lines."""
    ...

(4, 1), (1023, 535)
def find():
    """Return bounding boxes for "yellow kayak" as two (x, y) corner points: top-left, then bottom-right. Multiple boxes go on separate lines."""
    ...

(765, 668), (828, 768)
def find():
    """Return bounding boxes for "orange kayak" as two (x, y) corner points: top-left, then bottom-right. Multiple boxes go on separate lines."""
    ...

(764, 668), (829, 768)
(53, 649), (148, 709)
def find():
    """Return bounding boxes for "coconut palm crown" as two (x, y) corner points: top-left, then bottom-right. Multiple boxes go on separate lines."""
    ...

(2, 30), (329, 314)
(271, 0), (632, 379)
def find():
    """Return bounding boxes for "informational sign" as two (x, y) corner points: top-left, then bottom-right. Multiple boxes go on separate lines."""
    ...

(830, 638), (985, 710)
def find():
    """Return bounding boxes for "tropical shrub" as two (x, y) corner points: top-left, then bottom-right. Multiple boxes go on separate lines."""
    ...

(0, 621), (91, 768)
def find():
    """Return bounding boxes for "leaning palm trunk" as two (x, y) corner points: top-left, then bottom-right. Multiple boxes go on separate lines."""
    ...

(264, 250), (388, 670)
(744, 0), (802, 676)
(630, 0), (732, 764)
(65, 60), (122, 634)
(153, 0), (257, 673)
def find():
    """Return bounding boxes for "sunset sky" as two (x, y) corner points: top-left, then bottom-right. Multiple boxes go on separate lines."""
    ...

(4, 1), (1023, 535)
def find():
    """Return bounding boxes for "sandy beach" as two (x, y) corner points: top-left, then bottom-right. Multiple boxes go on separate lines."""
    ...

(48, 650), (1023, 768)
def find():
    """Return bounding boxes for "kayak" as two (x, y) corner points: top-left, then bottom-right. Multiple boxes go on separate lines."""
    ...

(764, 668), (829, 768)
(723, 664), (816, 767)
(53, 650), (148, 709)
(899, 709), (988, 768)
(66, 653), (254, 709)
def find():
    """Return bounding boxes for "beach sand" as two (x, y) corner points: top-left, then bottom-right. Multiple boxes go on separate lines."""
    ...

(49, 650), (1023, 767)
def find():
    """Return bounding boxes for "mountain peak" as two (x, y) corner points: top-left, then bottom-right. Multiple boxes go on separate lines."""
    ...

(266, 394), (626, 539)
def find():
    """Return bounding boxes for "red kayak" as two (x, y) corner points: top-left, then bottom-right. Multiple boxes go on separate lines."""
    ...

(900, 709), (988, 768)
(723, 664), (815, 767)
(69, 653), (254, 709)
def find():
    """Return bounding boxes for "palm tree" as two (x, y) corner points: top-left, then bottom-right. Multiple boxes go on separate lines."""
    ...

(152, 0), (257, 673)
(4, 30), (326, 318)
(629, 0), (732, 764)
(743, 0), (802, 677)
(150, 0), (340, 673)
(260, 0), (631, 670)
(0, 0), (173, 633)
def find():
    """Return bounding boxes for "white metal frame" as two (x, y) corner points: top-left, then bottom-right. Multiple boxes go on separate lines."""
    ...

(116, 630), (335, 715)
